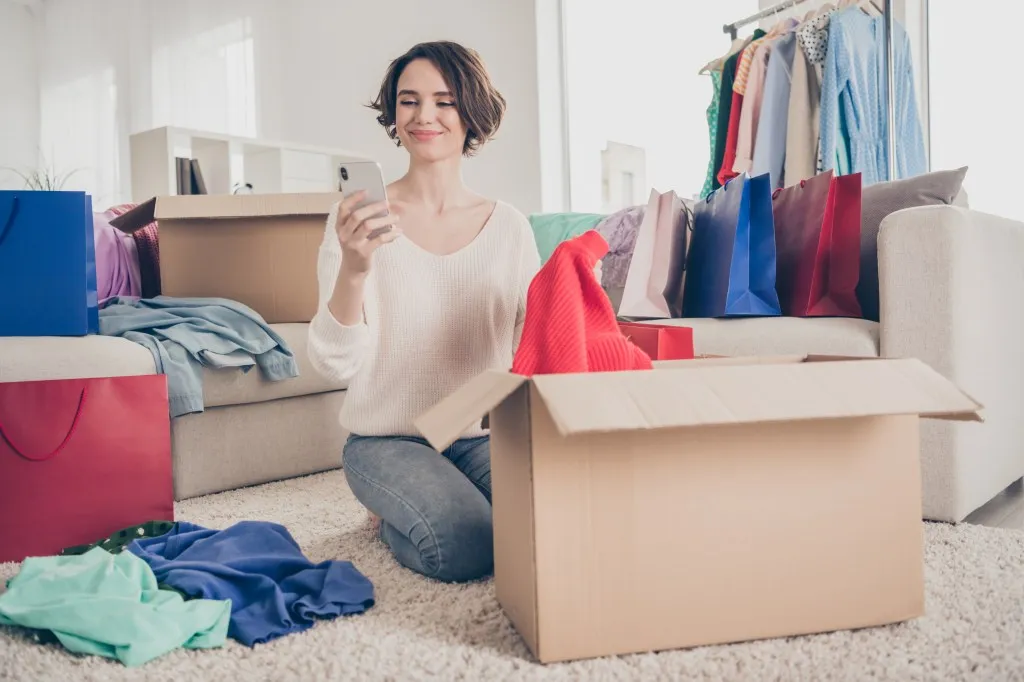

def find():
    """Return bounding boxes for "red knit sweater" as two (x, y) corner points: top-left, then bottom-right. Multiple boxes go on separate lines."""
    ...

(511, 230), (652, 376)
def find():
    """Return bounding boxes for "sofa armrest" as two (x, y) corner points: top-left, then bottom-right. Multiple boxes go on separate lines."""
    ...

(878, 204), (1024, 519)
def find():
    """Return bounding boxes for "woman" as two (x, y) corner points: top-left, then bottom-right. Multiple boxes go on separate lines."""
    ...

(307, 41), (541, 583)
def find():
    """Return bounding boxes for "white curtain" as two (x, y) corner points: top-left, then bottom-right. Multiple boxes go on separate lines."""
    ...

(37, 0), (262, 207)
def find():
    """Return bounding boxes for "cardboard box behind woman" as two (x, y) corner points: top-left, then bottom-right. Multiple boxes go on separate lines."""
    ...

(112, 193), (339, 323)
(415, 355), (983, 663)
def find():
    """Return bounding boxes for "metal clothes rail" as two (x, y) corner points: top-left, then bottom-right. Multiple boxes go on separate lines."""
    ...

(722, 0), (897, 182)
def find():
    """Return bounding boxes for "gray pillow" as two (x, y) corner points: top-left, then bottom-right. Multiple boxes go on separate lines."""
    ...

(857, 166), (969, 321)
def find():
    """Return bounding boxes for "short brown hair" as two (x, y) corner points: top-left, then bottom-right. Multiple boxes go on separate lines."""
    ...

(368, 41), (506, 156)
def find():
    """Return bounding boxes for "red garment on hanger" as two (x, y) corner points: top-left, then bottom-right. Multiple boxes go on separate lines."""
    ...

(717, 53), (745, 186)
(511, 230), (652, 376)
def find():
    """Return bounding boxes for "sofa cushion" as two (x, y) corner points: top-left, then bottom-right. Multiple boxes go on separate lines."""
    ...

(858, 167), (969, 321)
(0, 334), (157, 383)
(641, 317), (879, 358)
(0, 323), (346, 410)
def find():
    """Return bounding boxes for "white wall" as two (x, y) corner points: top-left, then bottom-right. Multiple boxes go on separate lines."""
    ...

(0, 0), (40, 188)
(24, 0), (547, 213)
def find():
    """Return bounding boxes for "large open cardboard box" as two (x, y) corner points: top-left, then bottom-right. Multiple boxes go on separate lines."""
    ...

(415, 355), (983, 663)
(111, 193), (340, 323)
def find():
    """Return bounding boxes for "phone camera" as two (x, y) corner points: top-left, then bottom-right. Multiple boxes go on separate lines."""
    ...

(340, 167), (349, 182)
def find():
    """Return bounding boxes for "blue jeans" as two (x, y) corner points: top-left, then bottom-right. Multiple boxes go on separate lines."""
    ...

(342, 434), (493, 583)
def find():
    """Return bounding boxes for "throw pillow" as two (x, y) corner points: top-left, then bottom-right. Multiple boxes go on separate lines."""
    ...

(858, 166), (968, 321)
(528, 212), (606, 265)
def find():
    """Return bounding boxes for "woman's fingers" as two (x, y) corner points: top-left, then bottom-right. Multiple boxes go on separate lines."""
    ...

(339, 199), (392, 240)
(352, 214), (399, 241)
(338, 189), (367, 216)
(373, 227), (403, 245)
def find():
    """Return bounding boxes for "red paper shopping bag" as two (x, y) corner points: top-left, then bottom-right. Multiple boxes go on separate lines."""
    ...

(771, 171), (862, 317)
(0, 374), (174, 562)
(618, 322), (694, 360)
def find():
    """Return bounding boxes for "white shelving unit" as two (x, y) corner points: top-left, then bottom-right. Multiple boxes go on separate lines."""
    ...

(128, 126), (369, 201)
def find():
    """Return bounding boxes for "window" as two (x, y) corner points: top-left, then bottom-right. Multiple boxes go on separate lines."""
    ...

(562, 0), (760, 212)
(151, 17), (257, 138)
(39, 66), (119, 207)
(928, 3), (1023, 221)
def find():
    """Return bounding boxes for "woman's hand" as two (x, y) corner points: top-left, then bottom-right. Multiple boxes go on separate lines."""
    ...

(336, 190), (402, 277)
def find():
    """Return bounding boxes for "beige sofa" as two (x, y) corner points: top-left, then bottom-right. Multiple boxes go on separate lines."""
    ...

(2, 203), (1021, 522)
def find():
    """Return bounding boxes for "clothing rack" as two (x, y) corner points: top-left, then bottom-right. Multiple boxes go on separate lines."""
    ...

(722, 0), (897, 182)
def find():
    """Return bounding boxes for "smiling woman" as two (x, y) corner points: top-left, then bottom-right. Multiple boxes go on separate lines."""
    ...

(368, 41), (506, 157)
(306, 41), (541, 585)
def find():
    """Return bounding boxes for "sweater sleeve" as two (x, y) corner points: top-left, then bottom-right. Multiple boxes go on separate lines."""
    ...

(306, 202), (371, 384)
(513, 221), (542, 354)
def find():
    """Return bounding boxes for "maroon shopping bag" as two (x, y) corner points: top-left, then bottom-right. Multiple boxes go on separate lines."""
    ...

(0, 374), (174, 562)
(771, 171), (863, 317)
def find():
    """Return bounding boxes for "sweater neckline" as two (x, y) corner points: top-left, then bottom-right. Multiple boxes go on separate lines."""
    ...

(395, 200), (502, 260)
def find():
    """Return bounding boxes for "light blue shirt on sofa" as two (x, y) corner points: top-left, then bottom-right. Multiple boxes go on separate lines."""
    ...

(818, 8), (927, 185)
(99, 296), (298, 417)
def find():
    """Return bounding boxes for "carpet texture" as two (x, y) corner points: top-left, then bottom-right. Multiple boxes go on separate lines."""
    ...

(2, 470), (1023, 681)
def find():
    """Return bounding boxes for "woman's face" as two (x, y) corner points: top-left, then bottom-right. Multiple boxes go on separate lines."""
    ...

(394, 58), (467, 162)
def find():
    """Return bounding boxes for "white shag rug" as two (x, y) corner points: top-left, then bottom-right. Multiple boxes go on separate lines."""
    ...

(2, 470), (1023, 682)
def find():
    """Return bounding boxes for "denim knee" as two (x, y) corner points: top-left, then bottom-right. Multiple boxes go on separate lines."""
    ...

(418, 503), (494, 583)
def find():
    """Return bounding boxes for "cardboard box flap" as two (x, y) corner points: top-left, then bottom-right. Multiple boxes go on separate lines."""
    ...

(415, 370), (528, 451)
(109, 193), (343, 233)
(153, 193), (343, 220)
(529, 358), (983, 437)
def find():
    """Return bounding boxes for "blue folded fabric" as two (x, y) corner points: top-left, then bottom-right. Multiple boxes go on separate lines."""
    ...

(128, 520), (375, 646)
(99, 296), (299, 417)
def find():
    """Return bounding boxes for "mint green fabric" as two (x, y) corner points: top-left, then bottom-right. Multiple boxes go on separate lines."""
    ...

(700, 70), (723, 199)
(528, 212), (606, 264)
(0, 547), (231, 667)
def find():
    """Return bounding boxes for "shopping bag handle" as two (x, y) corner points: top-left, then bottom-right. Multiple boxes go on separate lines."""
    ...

(0, 387), (88, 462)
(0, 195), (18, 248)
(772, 179), (808, 200)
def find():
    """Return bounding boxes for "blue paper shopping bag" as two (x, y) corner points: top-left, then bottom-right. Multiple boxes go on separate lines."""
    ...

(681, 172), (781, 318)
(0, 190), (98, 336)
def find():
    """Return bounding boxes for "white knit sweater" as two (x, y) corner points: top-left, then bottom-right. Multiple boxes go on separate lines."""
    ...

(307, 200), (541, 439)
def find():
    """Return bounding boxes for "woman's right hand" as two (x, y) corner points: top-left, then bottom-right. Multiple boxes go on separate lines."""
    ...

(336, 190), (402, 276)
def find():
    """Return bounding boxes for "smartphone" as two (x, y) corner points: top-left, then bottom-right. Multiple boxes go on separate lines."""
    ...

(337, 160), (392, 239)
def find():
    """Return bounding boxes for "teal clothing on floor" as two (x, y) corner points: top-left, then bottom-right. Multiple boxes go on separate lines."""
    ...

(0, 548), (231, 667)
(528, 213), (605, 264)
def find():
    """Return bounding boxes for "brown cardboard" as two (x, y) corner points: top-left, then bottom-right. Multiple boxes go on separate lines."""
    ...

(111, 193), (341, 323)
(414, 356), (983, 663)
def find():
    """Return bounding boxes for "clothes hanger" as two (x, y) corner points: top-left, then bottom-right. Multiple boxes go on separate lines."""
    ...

(838, 0), (881, 13)
(699, 37), (747, 74)
(859, 0), (883, 16)
(815, 2), (837, 17)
